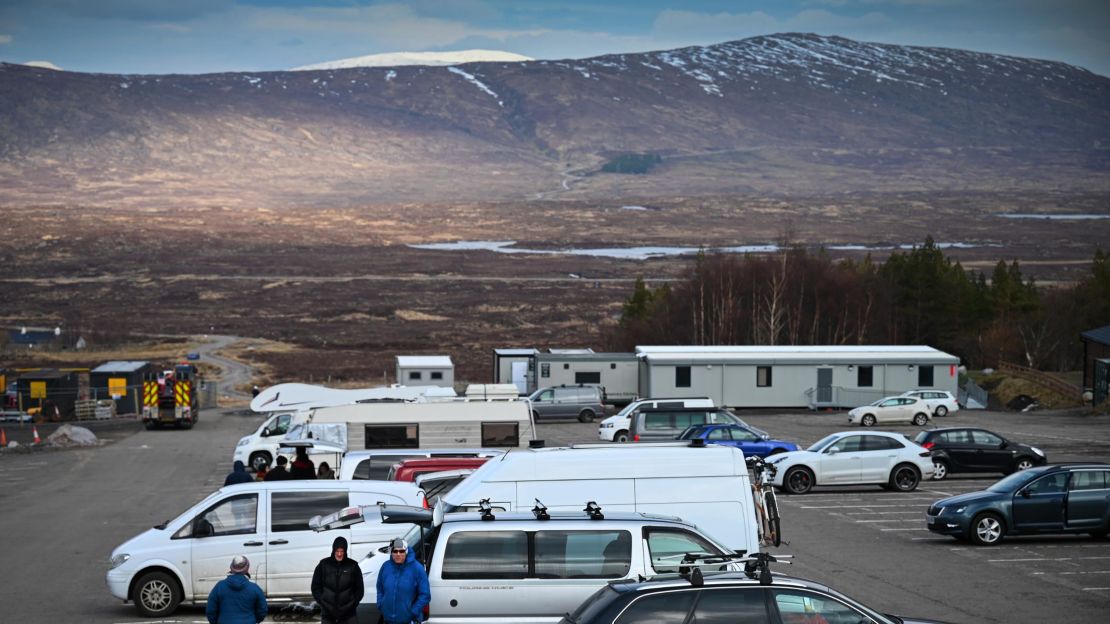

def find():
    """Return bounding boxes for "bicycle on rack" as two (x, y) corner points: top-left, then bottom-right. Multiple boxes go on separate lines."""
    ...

(746, 455), (782, 547)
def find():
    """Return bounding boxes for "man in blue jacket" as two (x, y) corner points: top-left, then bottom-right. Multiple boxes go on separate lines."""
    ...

(206, 555), (268, 624)
(376, 537), (430, 624)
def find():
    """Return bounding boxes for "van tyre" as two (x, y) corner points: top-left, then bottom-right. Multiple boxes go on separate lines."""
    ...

(133, 570), (181, 618)
(578, 409), (595, 423)
(935, 405), (948, 417)
(890, 464), (921, 492)
(970, 512), (1005, 546)
(614, 430), (629, 443)
(912, 412), (928, 426)
(784, 466), (814, 495)
(249, 451), (272, 473)
(861, 414), (877, 427)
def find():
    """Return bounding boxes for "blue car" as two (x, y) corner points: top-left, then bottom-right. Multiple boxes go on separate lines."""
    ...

(926, 463), (1110, 545)
(678, 423), (799, 457)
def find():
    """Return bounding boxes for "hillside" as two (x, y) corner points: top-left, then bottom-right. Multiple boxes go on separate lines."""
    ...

(1, 33), (1108, 206)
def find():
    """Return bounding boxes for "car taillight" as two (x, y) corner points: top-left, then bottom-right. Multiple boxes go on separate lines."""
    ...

(633, 434), (639, 442)
(921, 442), (934, 449)
(423, 496), (429, 509)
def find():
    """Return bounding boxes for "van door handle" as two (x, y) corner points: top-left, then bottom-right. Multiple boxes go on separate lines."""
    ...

(268, 539), (288, 545)
(243, 541), (264, 547)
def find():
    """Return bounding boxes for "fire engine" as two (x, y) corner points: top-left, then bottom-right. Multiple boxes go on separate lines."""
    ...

(141, 363), (200, 429)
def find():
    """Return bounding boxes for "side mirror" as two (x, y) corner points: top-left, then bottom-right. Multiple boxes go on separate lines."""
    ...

(261, 427), (271, 437)
(1000, 441), (1009, 449)
(826, 446), (840, 455)
(1019, 488), (1031, 499)
(760, 434), (770, 441)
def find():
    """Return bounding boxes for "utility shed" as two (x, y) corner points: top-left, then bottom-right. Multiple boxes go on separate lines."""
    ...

(534, 350), (639, 404)
(492, 348), (539, 395)
(1080, 325), (1110, 390)
(635, 345), (960, 409)
(15, 368), (85, 418)
(90, 361), (152, 415)
(396, 356), (454, 387)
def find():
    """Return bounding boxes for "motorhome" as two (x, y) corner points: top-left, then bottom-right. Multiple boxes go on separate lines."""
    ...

(439, 442), (760, 554)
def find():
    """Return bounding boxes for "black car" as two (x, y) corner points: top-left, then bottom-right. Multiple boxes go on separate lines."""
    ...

(913, 427), (1046, 480)
(560, 560), (953, 624)
(926, 463), (1110, 545)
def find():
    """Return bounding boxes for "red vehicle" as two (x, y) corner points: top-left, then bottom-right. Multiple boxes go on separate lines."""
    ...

(387, 457), (491, 482)
(141, 363), (200, 429)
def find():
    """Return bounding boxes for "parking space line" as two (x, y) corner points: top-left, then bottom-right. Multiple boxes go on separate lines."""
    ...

(1032, 570), (1110, 575)
(855, 519), (921, 523)
(988, 556), (1110, 562)
(801, 504), (926, 509)
(844, 510), (922, 515)
(1082, 587), (1109, 591)
(879, 528), (929, 531)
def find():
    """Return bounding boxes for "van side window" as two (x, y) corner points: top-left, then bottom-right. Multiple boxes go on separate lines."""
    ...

(175, 494), (258, 539)
(645, 528), (722, 573)
(481, 422), (519, 447)
(442, 531), (527, 579)
(615, 591), (696, 624)
(365, 424), (419, 449)
(535, 530), (631, 579)
(271, 491), (349, 533)
(273, 414), (291, 435)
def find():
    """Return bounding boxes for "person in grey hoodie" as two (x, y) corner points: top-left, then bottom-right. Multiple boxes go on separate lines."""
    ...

(206, 555), (267, 624)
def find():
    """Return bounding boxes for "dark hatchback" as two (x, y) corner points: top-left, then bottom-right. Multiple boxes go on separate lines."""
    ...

(679, 424), (800, 458)
(560, 570), (954, 624)
(926, 463), (1110, 545)
(913, 427), (1046, 480)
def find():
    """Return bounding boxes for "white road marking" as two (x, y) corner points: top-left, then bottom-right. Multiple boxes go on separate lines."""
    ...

(1032, 570), (1110, 575)
(801, 503), (927, 509)
(844, 510), (923, 515)
(988, 556), (1110, 562)
(855, 518), (922, 523)
(880, 528), (929, 531)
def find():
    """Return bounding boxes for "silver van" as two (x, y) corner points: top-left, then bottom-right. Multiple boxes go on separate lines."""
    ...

(630, 407), (769, 442)
(314, 503), (743, 623)
(528, 384), (606, 422)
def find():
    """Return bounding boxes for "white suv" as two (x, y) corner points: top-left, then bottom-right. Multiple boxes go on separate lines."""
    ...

(597, 397), (714, 442)
(767, 430), (935, 494)
(900, 389), (960, 417)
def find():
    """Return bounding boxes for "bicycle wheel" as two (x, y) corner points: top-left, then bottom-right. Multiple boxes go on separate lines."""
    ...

(764, 489), (781, 547)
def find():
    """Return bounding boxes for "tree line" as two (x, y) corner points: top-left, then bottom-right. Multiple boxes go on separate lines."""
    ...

(608, 237), (1109, 372)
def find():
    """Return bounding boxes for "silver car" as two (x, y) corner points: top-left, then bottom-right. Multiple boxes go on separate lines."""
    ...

(528, 384), (606, 422)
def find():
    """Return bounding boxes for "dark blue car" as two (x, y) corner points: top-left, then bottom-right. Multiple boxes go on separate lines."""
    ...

(678, 424), (799, 457)
(926, 463), (1110, 545)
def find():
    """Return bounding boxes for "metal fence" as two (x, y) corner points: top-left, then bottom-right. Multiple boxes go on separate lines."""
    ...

(959, 378), (989, 409)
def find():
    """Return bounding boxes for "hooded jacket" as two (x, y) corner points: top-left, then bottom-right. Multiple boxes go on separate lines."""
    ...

(376, 547), (430, 624)
(205, 572), (267, 624)
(312, 536), (365, 620)
(224, 461), (253, 486)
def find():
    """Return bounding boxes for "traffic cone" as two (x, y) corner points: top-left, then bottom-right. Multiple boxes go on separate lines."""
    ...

(0, 428), (7, 447)
(32, 426), (41, 444)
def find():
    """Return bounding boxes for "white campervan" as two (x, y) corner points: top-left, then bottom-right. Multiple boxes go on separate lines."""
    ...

(106, 480), (425, 618)
(233, 410), (312, 472)
(440, 442), (761, 554)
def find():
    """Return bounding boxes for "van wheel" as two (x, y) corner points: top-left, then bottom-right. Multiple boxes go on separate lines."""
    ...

(133, 570), (181, 618)
(249, 451), (272, 473)
(614, 430), (629, 443)
(578, 409), (595, 423)
(912, 413), (928, 426)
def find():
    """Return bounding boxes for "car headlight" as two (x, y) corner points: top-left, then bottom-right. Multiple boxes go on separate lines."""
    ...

(110, 553), (130, 569)
(236, 438), (250, 447)
(952, 506), (966, 514)
(601, 422), (613, 428)
(1031, 447), (1044, 457)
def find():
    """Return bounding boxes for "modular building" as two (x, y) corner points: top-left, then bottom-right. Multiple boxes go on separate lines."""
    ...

(534, 350), (640, 404)
(90, 361), (153, 415)
(635, 345), (960, 409)
(395, 355), (454, 387)
(1081, 325), (1110, 390)
(491, 348), (539, 394)
(15, 368), (86, 418)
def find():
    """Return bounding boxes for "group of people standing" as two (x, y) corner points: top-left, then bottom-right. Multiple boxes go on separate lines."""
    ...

(224, 449), (334, 486)
(206, 537), (428, 624)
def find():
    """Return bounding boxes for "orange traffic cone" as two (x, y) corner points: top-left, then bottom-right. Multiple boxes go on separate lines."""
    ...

(32, 426), (41, 444)
(0, 428), (7, 447)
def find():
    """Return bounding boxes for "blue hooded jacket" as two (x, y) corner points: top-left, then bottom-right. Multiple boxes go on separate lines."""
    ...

(376, 548), (430, 624)
(205, 572), (267, 624)
(224, 460), (253, 486)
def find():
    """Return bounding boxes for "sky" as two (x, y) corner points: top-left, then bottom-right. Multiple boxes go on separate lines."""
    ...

(0, 0), (1107, 76)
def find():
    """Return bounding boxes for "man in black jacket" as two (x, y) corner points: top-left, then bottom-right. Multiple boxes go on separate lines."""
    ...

(311, 536), (364, 624)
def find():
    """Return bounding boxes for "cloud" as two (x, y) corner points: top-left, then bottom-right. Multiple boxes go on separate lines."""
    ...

(0, 34), (12, 44)
(38, 0), (230, 22)
(23, 60), (62, 70)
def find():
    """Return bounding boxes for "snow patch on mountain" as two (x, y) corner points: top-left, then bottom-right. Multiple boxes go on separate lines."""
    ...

(447, 67), (503, 106)
(293, 50), (531, 71)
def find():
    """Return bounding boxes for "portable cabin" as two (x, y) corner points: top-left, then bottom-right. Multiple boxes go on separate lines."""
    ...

(534, 350), (639, 405)
(395, 356), (454, 387)
(635, 345), (960, 409)
(15, 368), (86, 417)
(491, 348), (539, 394)
(90, 361), (153, 415)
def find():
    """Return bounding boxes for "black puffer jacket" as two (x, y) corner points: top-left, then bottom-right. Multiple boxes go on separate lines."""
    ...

(311, 536), (365, 620)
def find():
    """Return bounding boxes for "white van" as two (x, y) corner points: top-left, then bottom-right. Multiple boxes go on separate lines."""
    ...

(233, 410), (311, 472)
(329, 504), (745, 623)
(106, 480), (426, 618)
(236, 421), (346, 473)
(440, 442), (760, 554)
(597, 397), (715, 442)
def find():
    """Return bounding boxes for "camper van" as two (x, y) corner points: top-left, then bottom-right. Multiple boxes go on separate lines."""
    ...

(439, 442), (761, 554)
(307, 399), (536, 451)
(233, 410), (311, 472)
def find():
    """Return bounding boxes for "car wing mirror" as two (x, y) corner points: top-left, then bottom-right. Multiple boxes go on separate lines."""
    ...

(826, 446), (840, 455)
(1018, 488), (1031, 499)
(261, 427), (271, 437)
(999, 441), (1009, 449)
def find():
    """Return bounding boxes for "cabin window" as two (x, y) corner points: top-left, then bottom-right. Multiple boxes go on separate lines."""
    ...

(408, 371), (422, 381)
(575, 371), (601, 384)
(918, 365), (934, 387)
(757, 366), (773, 387)
(675, 366), (691, 388)
(481, 422), (520, 447)
(540, 363), (550, 378)
(430, 371), (443, 380)
(857, 366), (873, 387)
(564, 363), (570, 370)
(610, 363), (616, 369)
(364, 424), (418, 449)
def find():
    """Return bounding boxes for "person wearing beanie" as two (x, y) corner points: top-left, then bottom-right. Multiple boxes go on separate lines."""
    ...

(375, 537), (429, 624)
(312, 536), (365, 624)
(205, 555), (267, 624)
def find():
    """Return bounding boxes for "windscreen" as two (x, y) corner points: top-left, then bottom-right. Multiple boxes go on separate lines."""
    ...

(807, 434), (840, 452)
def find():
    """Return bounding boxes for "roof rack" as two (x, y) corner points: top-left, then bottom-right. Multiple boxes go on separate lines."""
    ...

(677, 552), (792, 587)
(532, 499), (550, 520)
(584, 501), (604, 520)
(478, 498), (496, 521)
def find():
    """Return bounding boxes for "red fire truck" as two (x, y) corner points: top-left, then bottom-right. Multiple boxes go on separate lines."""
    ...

(141, 363), (200, 429)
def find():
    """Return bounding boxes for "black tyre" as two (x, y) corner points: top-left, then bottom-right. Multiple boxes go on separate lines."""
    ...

(784, 466), (814, 495)
(912, 412), (928, 426)
(614, 430), (629, 443)
(1089, 529), (1108, 539)
(133, 570), (181, 618)
(935, 405), (949, 417)
(765, 490), (782, 547)
(1012, 457), (1036, 473)
(969, 512), (1006, 546)
(889, 464), (921, 492)
(861, 414), (877, 427)
(578, 409), (595, 423)
(178, 420), (193, 430)
(932, 459), (949, 480)
(249, 451), (272, 473)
